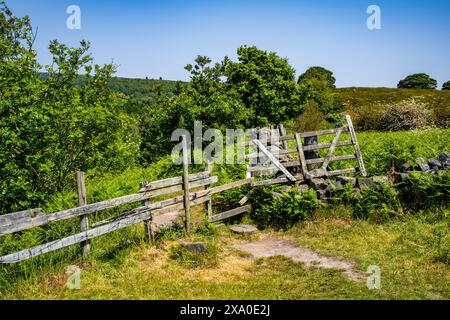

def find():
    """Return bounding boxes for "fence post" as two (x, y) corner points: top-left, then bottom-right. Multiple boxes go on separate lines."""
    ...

(140, 183), (155, 243)
(76, 171), (90, 257)
(181, 135), (191, 233)
(204, 161), (213, 219)
(279, 124), (288, 150)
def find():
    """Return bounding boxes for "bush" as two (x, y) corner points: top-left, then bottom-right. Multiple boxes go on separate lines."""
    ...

(397, 171), (450, 211)
(379, 99), (434, 131)
(292, 100), (328, 132)
(353, 184), (402, 222)
(249, 187), (319, 230)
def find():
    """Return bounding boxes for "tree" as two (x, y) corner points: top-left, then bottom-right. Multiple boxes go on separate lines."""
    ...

(224, 46), (304, 125)
(442, 81), (450, 90)
(0, 2), (139, 214)
(397, 73), (437, 89)
(298, 66), (336, 88)
(139, 56), (250, 164)
(297, 66), (342, 118)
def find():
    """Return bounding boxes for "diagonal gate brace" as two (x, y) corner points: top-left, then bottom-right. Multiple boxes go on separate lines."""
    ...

(252, 139), (297, 182)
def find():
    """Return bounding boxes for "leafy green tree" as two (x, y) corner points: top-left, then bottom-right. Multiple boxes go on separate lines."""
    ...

(224, 46), (304, 125)
(298, 66), (336, 88)
(442, 81), (450, 90)
(297, 66), (342, 122)
(397, 73), (437, 89)
(0, 2), (139, 214)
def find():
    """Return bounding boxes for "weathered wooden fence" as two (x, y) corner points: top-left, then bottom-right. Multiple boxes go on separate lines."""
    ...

(0, 116), (365, 264)
(246, 115), (366, 181)
(0, 136), (251, 264)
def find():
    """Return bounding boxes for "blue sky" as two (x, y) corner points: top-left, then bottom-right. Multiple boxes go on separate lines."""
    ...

(8, 0), (450, 88)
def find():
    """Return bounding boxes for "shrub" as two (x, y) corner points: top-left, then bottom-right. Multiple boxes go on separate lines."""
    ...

(379, 99), (434, 131)
(397, 171), (450, 211)
(249, 187), (319, 230)
(292, 100), (328, 132)
(353, 183), (402, 222)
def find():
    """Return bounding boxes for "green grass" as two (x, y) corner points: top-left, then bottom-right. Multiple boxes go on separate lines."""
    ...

(2, 212), (448, 300)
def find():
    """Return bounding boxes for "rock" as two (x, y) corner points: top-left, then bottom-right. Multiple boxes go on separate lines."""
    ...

(309, 178), (328, 190)
(326, 181), (343, 195)
(394, 172), (409, 183)
(373, 176), (389, 185)
(399, 162), (411, 172)
(439, 152), (450, 168)
(316, 189), (327, 200)
(180, 242), (207, 253)
(338, 176), (357, 187)
(230, 224), (258, 235)
(296, 184), (310, 192)
(427, 158), (442, 170)
(357, 177), (375, 189)
(415, 158), (430, 172)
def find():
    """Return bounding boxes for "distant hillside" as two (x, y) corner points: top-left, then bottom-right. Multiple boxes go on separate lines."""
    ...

(335, 87), (450, 130)
(38, 72), (185, 99)
(107, 76), (184, 99)
(335, 87), (450, 109)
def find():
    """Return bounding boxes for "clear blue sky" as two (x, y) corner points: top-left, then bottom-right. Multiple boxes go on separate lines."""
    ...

(8, 0), (450, 88)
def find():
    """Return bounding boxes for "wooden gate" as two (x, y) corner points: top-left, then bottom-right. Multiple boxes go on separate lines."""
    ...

(246, 115), (366, 182)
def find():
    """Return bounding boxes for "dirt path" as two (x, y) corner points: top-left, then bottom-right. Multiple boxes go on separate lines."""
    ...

(234, 238), (366, 282)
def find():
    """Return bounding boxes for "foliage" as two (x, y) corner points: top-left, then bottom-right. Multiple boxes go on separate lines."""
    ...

(397, 73), (437, 89)
(397, 171), (450, 211)
(357, 129), (450, 176)
(353, 184), (402, 222)
(139, 47), (307, 164)
(293, 100), (329, 132)
(443, 81), (450, 91)
(296, 66), (342, 129)
(249, 187), (319, 230)
(0, 3), (139, 214)
(224, 46), (305, 126)
(298, 66), (336, 88)
(379, 99), (434, 131)
(336, 88), (450, 131)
